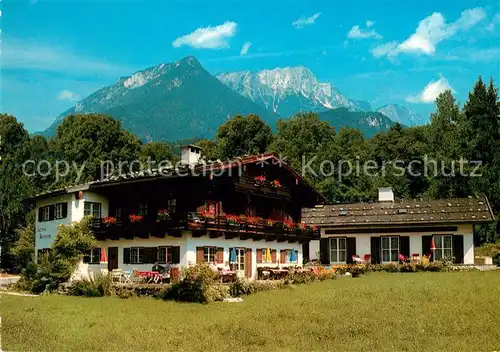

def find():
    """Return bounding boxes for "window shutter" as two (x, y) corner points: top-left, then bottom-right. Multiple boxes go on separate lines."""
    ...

(271, 249), (277, 263)
(295, 250), (299, 264)
(280, 250), (286, 264)
(370, 237), (381, 264)
(150, 247), (158, 264)
(399, 236), (410, 259)
(245, 248), (252, 278)
(422, 235), (432, 260)
(49, 205), (55, 221)
(346, 237), (356, 264)
(172, 246), (180, 264)
(216, 247), (224, 264)
(38, 207), (44, 222)
(256, 249), (263, 263)
(83, 251), (90, 264)
(196, 247), (204, 263)
(453, 235), (464, 264)
(62, 203), (68, 218)
(320, 238), (330, 264)
(123, 248), (131, 264)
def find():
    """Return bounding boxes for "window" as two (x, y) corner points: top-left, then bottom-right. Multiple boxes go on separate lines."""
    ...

(159, 246), (173, 264)
(382, 237), (399, 263)
(84, 248), (101, 264)
(116, 207), (122, 219)
(168, 199), (176, 214)
(286, 249), (298, 263)
(43, 207), (50, 221)
(230, 248), (245, 271)
(330, 238), (346, 263)
(55, 203), (64, 219)
(203, 247), (217, 263)
(261, 248), (272, 263)
(84, 202), (101, 218)
(434, 235), (453, 261)
(138, 203), (148, 216)
(130, 247), (144, 264)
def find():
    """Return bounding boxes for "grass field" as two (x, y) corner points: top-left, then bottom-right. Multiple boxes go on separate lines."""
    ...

(2, 272), (500, 352)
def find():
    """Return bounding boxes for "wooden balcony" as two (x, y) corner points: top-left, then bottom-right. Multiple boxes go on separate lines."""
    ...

(234, 176), (291, 200)
(90, 212), (319, 243)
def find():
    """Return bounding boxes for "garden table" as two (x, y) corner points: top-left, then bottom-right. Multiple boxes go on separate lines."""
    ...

(220, 270), (237, 283)
(270, 269), (289, 280)
(138, 271), (160, 284)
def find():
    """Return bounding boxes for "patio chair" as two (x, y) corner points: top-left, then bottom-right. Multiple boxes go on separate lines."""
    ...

(352, 255), (364, 263)
(363, 254), (371, 263)
(111, 269), (123, 283)
(122, 269), (133, 284)
(100, 268), (109, 277)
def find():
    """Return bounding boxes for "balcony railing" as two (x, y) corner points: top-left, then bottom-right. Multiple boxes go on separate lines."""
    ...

(90, 212), (319, 240)
(234, 176), (291, 199)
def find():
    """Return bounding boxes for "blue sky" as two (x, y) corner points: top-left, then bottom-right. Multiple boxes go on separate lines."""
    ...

(1, 0), (499, 132)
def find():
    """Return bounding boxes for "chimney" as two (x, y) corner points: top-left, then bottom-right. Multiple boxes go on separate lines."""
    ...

(378, 187), (394, 202)
(180, 144), (201, 166)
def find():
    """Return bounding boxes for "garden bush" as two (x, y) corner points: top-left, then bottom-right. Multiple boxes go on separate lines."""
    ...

(68, 272), (114, 297)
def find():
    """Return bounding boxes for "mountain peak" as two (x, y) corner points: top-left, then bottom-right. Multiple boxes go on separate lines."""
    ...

(376, 104), (427, 126)
(217, 66), (359, 115)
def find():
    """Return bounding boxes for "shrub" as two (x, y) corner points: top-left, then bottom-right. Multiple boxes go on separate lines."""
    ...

(68, 272), (114, 297)
(230, 279), (288, 297)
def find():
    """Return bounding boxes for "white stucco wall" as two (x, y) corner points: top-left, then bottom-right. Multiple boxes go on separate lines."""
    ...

(75, 231), (303, 281)
(35, 191), (109, 252)
(35, 194), (73, 250)
(309, 224), (475, 264)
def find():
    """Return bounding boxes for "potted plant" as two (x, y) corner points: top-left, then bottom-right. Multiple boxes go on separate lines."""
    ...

(283, 220), (295, 232)
(254, 175), (266, 186)
(247, 216), (262, 227)
(200, 211), (216, 223)
(156, 209), (170, 222)
(102, 216), (117, 227)
(226, 214), (240, 227)
(265, 218), (275, 228)
(271, 179), (281, 189)
(129, 214), (144, 224)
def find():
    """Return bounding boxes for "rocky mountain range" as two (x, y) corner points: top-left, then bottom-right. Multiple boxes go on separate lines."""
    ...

(43, 56), (425, 141)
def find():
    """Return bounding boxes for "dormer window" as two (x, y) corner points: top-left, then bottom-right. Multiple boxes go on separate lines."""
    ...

(339, 210), (348, 216)
(138, 203), (148, 216)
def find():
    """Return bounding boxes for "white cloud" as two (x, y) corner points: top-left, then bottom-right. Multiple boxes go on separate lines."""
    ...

(172, 21), (237, 49)
(347, 25), (382, 39)
(374, 7), (486, 58)
(370, 41), (398, 58)
(407, 76), (455, 103)
(292, 13), (321, 29)
(487, 13), (500, 31)
(2, 38), (131, 76)
(240, 41), (252, 56)
(56, 90), (81, 102)
(366, 20), (375, 28)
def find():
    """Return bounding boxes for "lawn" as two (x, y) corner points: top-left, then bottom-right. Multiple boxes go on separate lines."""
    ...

(2, 272), (500, 352)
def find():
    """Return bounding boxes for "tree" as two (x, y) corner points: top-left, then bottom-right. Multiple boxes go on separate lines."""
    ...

(215, 114), (273, 160)
(270, 112), (336, 171)
(10, 225), (35, 271)
(0, 114), (34, 271)
(198, 139), (218, 161)
(51, 114), (142, 184)
(140, 141), (177, 166)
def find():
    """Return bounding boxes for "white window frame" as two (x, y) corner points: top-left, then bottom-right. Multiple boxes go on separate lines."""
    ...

(55, 203), (64, 219)
(130, 247), (144, 264)
(329, 238), (347, 264)
(42, 206), (50, 221)
(138, 203), (148, 216)
(158, 246), (173, 264)
(203, 247), (217, 263)
(261, 248), (272, 264)
(434, 235), (453, 261)
(90, 248), (101, 264)
(285, 249), (298, 263)
(381, 236), (399, 263)
(230, 248), (245, 271)
(84, 202), (102, 218)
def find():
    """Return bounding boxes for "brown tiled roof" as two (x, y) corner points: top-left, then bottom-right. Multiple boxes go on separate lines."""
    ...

(301, 196), (495, 227)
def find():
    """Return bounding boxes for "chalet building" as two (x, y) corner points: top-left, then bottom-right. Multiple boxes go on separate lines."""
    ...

(33, 146), (325, 280)
(302, 188), (495, 265)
